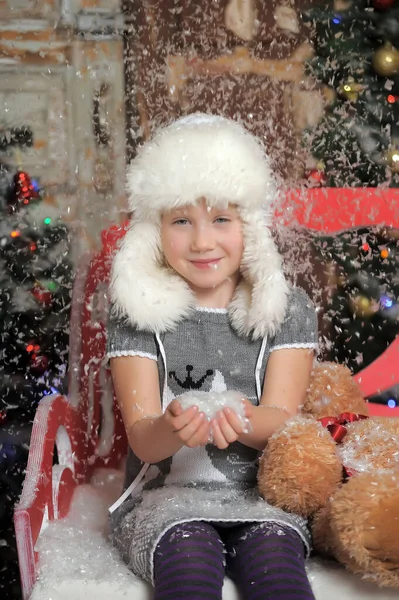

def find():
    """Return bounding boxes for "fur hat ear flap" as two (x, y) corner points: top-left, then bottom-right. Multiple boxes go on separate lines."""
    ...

(229, 209), (289, 340)
(110, 220), (196, 333)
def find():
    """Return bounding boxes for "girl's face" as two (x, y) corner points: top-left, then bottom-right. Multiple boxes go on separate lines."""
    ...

(161, 199), (244, 303)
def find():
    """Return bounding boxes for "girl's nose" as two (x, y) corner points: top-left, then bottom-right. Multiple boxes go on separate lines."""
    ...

(190, 224), (215, 252)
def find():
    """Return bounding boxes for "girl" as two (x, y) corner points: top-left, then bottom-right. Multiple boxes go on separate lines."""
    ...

(107, 113), (318, 600)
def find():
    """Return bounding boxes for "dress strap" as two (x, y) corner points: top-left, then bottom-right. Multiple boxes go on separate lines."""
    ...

(156, 332), (168, 409)
(108, 462), (150, 514)
(255, 336), (267, 402)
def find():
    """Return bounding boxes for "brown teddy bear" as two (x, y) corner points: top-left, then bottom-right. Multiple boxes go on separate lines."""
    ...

(258, 361), (399, 588)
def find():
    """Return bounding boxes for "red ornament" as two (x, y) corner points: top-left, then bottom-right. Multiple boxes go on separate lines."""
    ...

(30, 353), (49, 374)
(304, 168), (326, 188)
(31, 283), (53, 306)
(373, 0), (395, 9)
(0, 411), (7, 424)
(26, 342), (41, 354)
(8, 170), (39, 213)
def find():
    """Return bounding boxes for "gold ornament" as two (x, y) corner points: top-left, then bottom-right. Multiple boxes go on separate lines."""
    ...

(372, 43), (399, 77)
(349, 295), (379, 318)
(338, 79), (364, 102)
(386, 143), (399, 174)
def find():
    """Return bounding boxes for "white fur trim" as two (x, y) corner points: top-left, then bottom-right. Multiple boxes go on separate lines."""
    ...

(270, 343), (318, 352)
(229, 208), (289, 339)
(107, 351), (157, 361)
(126, 114), (276, 220)
(195, 307), (228, 313)
(110, 221), (196, 333)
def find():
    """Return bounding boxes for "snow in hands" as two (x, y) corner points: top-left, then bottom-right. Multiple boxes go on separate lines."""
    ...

(177, 389), (250, 433)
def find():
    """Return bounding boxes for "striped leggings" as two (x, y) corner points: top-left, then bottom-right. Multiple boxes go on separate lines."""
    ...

(153, 520), (315, 600)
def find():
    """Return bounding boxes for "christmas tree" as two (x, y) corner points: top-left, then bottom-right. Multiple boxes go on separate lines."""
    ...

(303, 0), (399, 187)
(314, 225), (399, 382)
(300, 2), (399, 409)
(0, 127), (73, 599)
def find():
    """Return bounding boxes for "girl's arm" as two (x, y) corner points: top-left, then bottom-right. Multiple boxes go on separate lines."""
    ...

(212, 288), (317, 450)
(212, 347), (314, 451)
(111, 356), (211, 463)
(237, 347), (314, 450)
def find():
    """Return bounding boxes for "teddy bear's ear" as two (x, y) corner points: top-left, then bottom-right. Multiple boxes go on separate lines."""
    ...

(302, 361), (368, 419)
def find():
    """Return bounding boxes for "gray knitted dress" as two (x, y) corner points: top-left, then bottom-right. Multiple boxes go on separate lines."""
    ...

(106, 286), (318, 585)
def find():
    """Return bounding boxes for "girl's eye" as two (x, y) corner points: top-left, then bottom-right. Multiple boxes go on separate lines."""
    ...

(173, 219), (189, 225)
(214, 217), (230, 224)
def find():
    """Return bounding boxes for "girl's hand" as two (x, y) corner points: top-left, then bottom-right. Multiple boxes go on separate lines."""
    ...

(211, 399), (253, 449)
(211, 398), (253, 450)
(164, 399), (211, 448)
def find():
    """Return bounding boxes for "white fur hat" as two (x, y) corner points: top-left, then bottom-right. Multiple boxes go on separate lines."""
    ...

(111, 113), (289, 340)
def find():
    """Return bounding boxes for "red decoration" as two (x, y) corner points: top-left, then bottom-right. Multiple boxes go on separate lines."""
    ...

(30, 354), (49, 374)
(373, 0), (395, 8)
(26, 342), (41, 354)
(0, 411), (7, 424)
(319, 412), (369, 444)
(8, 170), (39, 213)
(31, 283), (53, 307)
(319, 412), (369, 480)
(304, 168), (326, 188)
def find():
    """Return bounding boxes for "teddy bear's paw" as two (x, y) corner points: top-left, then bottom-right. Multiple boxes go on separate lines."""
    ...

(258, 417), (342, 517)
(362, 493), (399, 567)
(328, 471), (399, 588)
